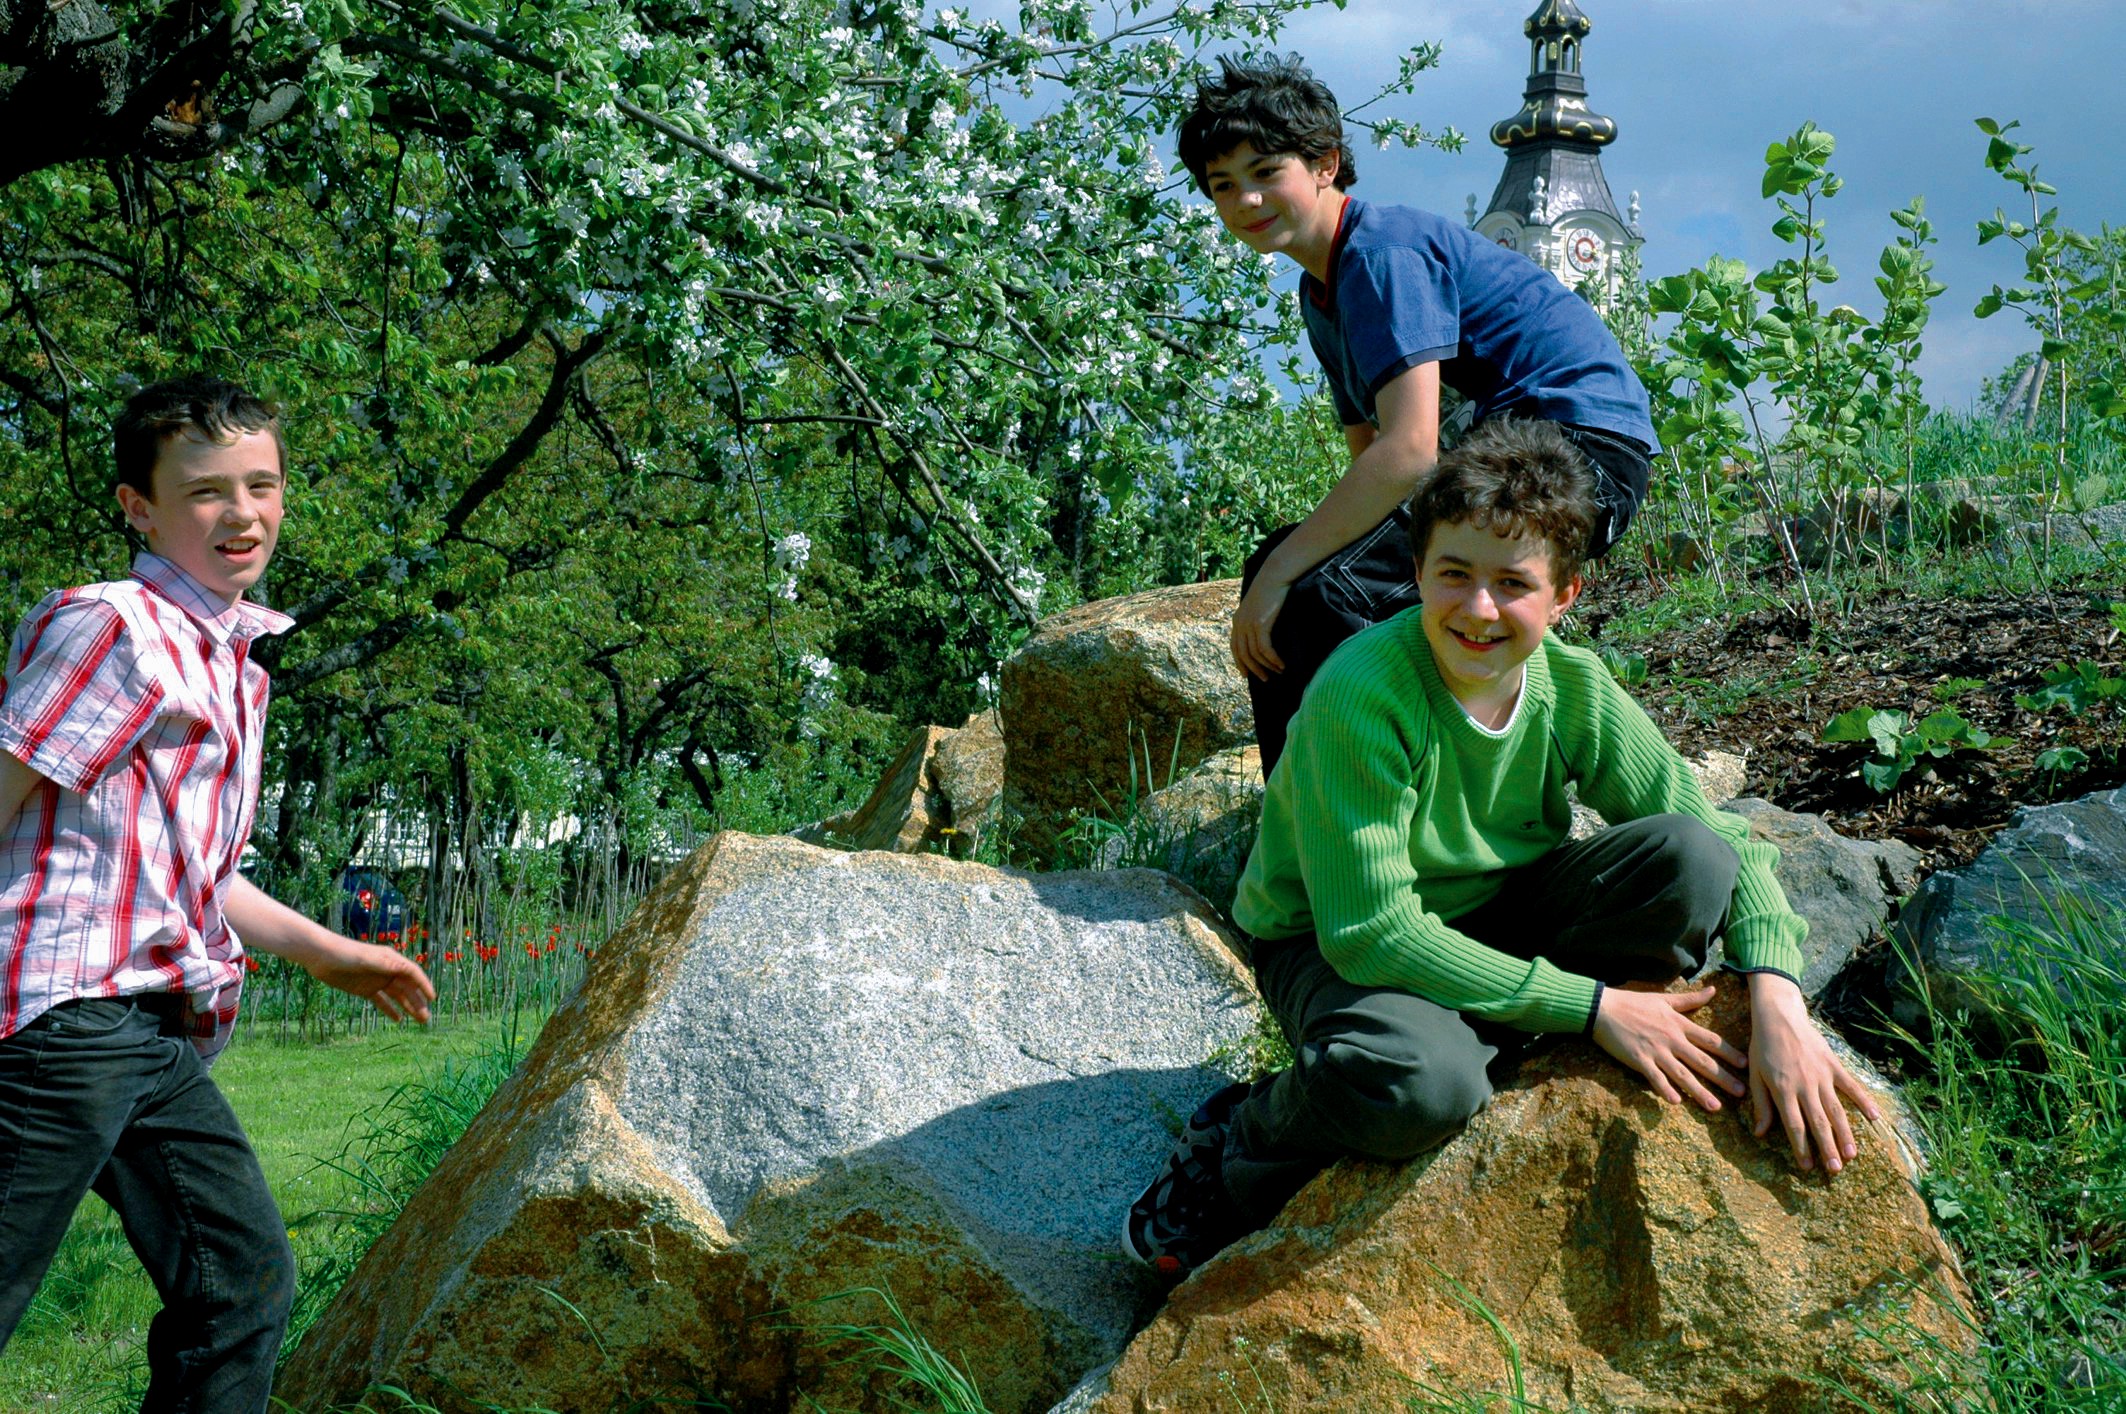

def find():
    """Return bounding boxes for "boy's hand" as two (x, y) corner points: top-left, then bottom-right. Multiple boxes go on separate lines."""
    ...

(1746, 972), (1881, 1176)
(303, 934), (436, 1024)
(1231, 578), (1290, 679)
(226, 874), (434, 1024)
(1592, 983), (1748, 1112)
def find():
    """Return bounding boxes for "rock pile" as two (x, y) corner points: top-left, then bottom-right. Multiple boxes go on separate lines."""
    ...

(276, 833), (1262, 1414)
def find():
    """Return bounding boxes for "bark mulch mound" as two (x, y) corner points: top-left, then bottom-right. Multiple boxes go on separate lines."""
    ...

(1573, 580), (2125, 878)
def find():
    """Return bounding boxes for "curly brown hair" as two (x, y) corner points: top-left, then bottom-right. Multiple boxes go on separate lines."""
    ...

(1409, 419), (1597, 587)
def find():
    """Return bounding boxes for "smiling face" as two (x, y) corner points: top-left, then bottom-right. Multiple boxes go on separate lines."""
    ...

(1418, 518), (1582, 727)
(1202, 142), (1345, 278)
(116, 427), (285, 608)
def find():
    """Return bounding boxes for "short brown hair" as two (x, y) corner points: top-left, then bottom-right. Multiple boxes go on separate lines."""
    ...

(1409, 419), (1597, 587)
(114, 375), (285, 499)
(1178, 53), (1357, 197)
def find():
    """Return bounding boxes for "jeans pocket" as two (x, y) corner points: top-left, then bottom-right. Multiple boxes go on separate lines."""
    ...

(43, 998), (142, 1038)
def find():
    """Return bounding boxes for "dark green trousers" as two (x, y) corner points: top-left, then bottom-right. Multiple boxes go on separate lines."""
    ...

(1223, 814), (1740, 1223)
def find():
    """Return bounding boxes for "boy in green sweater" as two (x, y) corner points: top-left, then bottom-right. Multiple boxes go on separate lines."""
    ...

(1125, 419), (1880, 1276)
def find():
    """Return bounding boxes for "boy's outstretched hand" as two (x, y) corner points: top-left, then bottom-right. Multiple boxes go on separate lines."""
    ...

(226, 874), (435, 1024)
(1746, 971), (1881, 1175)
(1592, 982), (1748, 1112)
(302, 933), (436, 1024)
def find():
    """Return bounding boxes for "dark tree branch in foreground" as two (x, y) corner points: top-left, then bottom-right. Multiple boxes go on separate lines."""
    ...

(0, 0), (307, 186)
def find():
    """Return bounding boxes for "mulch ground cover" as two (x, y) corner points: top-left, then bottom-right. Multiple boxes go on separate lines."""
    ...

(1573, 578), (2126, 877)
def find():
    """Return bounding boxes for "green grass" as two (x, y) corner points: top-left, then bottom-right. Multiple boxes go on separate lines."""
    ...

(0, 1012), (538, 1414)
(1869, 908), (2126, 1411)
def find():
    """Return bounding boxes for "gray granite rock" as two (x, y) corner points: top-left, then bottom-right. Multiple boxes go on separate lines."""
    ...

(278, 833), (1262, 1414)
(1892, 785), (2126, 1026)
(1723, 797), (1922, 998)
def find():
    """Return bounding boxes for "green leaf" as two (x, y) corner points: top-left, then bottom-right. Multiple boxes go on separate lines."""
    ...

(2035, 745), (2089, 777)
(1860, 756), (1907, 794)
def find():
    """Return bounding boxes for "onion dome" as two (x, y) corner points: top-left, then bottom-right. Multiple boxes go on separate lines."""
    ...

(1490, 0), (1617, 150)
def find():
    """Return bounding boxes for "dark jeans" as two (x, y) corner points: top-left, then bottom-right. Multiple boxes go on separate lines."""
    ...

(1222, 815), (1738, 1223)
(1242, 421), (1651, 779)
(0, 995), (294, 1414)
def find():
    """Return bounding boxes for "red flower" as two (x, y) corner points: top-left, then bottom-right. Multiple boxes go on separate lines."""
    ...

(415, 952), (429, 967)
(358, 932), (370, 943)
(243, 955), (260, 974)
(444, 950), (461, 964)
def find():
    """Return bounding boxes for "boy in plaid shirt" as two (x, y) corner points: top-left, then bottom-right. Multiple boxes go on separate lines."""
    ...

(0, 376), (434, 1411)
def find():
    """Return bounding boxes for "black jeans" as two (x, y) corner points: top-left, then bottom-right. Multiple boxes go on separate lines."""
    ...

(0, 995), (294, 1413)
(1242, 421), (1651, 779)
(1222, 815), (1738, 1224)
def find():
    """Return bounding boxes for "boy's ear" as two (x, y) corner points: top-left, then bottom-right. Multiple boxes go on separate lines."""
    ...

(115, 483), (155, 534)
(1311, 149), (1341, 188)
(1549, 573), (1583, 624)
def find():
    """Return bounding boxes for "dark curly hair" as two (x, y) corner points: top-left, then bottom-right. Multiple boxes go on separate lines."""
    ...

(1177, 53), (1356, 197)
(114, 374), (284, 499)
(1409, 419), (1597, 588)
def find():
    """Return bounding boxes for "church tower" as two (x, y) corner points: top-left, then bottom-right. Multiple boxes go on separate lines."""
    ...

(1471, 0), (1640, 300)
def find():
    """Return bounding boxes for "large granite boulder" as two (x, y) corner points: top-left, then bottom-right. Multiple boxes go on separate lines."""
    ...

(1001, 580), (1250, 853)
(1723, 797), (1922, 998)
(1893, 785), (2126, 1026)
(276, 833), (1262, 1414)
(1072, 987), (1976, 1414)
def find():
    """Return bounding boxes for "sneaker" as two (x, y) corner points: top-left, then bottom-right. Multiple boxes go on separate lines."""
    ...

(1122, 1080), (1253, 1277)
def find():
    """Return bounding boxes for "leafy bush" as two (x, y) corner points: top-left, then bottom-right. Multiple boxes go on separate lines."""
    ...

(1821, 706), (1997, 793)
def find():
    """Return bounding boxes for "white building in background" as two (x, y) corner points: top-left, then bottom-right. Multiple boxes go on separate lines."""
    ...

(1469, 0), (1641, 303)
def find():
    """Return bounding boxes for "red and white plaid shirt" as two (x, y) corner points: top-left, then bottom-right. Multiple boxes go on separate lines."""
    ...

(0, 553), (292, 1060)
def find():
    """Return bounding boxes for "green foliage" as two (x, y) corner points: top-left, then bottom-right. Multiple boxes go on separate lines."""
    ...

(1973, 118), (2125, 555)
(1597, 645), (1649, 689)
(1931, 677), (1986, 700)
(1879, 913), (2126, 1410)
(2035, 745), (2091, 787)
(788, 1286), (988, 1414)
(1632, 121), (1945, 596)
(1821, 706), (1997, 794)
(1, 0), (1449, 885)
(2015, 661), (2125, 716)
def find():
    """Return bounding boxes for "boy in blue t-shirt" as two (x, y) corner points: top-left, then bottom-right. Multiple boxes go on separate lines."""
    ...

(1177, 54), (1660, 774)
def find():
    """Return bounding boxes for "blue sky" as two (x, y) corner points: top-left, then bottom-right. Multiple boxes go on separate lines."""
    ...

(1268, 0), (2119, 408)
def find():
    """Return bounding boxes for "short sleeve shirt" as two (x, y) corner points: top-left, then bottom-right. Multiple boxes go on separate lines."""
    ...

(0, 553), (292, 1059)
(1299, 198), (1658, 449)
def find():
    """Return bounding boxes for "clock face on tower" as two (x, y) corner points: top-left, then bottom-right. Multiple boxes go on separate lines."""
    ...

(1494, 228), (1518, 252)
(1564, 227), (1606, 274)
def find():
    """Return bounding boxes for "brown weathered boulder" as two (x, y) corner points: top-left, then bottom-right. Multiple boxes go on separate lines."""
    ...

(276, 833), (1263, 1414)
(1001, 580), (1250, 852)
(933, 707), (1006, 846)
(804, 723), (956, 853)
(1081, 988), (1975, 1414)
(796, 710), (1006, 857)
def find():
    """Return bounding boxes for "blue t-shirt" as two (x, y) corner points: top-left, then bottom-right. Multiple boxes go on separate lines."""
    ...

(1300, 198), (1658, 450)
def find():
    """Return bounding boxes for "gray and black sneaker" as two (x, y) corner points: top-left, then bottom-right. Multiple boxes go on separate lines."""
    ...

(1122, 1080), (1253, 1278)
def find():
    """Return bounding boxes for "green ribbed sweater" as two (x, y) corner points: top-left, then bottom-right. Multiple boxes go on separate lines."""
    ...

(1232, 613), (1808, 1033)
